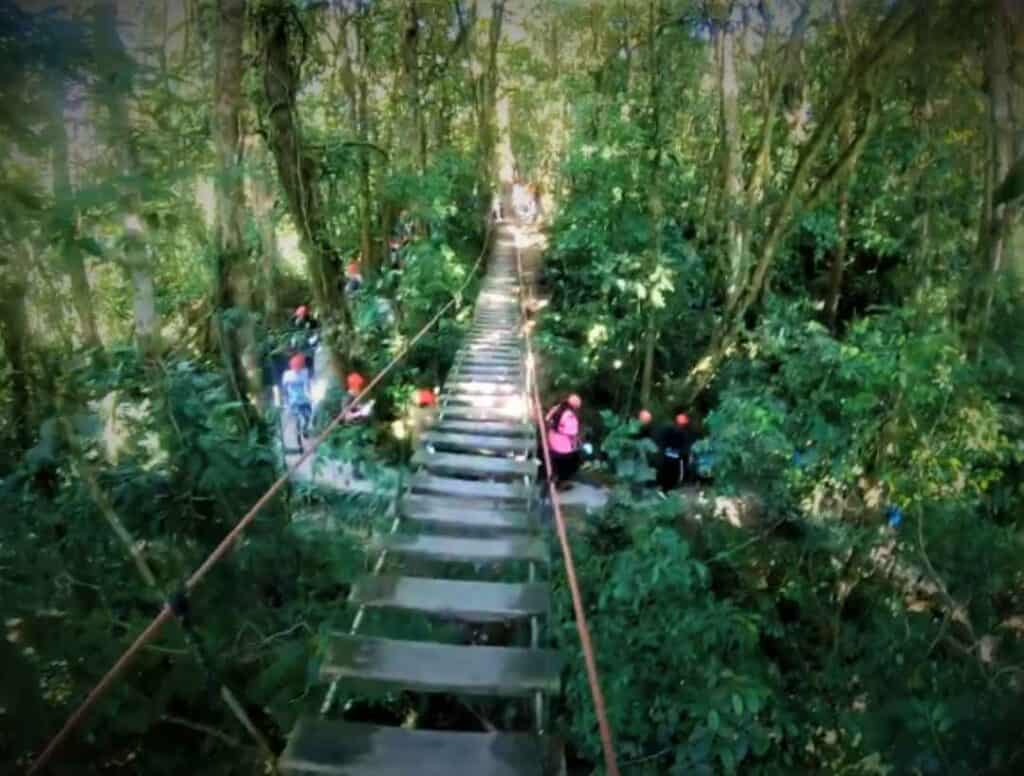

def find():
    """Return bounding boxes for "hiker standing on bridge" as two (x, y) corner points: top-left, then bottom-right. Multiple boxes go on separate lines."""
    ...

(655, 413), (698, 492)
(282, 353), (313, 438)
(543, 394), (584, 490)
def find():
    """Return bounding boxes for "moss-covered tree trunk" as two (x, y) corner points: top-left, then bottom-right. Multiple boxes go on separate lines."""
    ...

(681, 2), (920, 402)
(96, 1), (162, 360)
(973, 0), (1023, 342)
(0, 252), (30, 448)
(213, 0), (262, 409)
(261, 3), (351, 373)
(50, 76), (102, 350)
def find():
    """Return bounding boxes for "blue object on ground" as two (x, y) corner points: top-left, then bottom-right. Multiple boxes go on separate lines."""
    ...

(886, 505), (903, 529)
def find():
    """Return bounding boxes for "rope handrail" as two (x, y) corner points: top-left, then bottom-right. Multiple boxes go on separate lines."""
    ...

(28, 226), (493, 774)
(513, 228), (621, 776)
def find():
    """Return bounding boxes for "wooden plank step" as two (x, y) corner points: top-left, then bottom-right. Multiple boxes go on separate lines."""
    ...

(410, 472), (530, 501)
(460, 348), (521, 357)
(373, 533), (549, 563)
(438, 401), (524, 419)
(350, 575), (549, 619)
(280, 719), (555, 776)
(456, 359), (523, 370)
(321, 635), (561, 696)
(412, 450), (534, 477)
(449, 369), (522, 384)
(425, 431), (532, 454)
(428, 419), (533, 437)
(401, 493), (532, 530)
(438, 406), (525, 423)
(453, 362), (523, 373)
(444, 381), (522, 395)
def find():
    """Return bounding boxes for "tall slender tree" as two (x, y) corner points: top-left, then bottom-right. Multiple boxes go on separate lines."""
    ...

(213, 0), (262, 407)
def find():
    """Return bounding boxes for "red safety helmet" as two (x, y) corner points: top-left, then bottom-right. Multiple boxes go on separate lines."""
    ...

(294, 305), (308, 319)
(346, 261), (360, 277)
(288, 353), (306, 371)
(675, 413), (690, 427)
(638, 409), (653, 425)
(567, 394), (582, 410)
(416, 388), (436, 407)
(346, 372), (366, 393)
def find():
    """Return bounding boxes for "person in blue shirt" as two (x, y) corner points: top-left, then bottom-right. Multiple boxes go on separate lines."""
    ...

(281, 353), (313, 437)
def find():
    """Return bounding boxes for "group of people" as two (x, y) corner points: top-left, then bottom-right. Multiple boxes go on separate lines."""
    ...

(540, 394), (700, 493)
(634, 409), (700, 491)
(491, 180), (541, 224)
(280, 303), (441, 445)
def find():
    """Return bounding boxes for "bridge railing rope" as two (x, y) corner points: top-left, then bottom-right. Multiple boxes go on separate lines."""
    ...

(513, 229), (622, 776)
(28, 226), (493, 775)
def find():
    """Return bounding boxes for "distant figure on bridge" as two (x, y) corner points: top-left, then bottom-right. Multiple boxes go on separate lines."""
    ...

(344, 371), (373, 421)
(344, 259), (363, 294)
(636, 408), (654, 439)
(286, 305), (319, 378)
(408, 387), (437, 449)
(654, 413), (698, 491)
(490, 192), (504, 223)
(543, 393), (584, 490)
(282, 353), (313, 438)
(290, 304), (318, 332)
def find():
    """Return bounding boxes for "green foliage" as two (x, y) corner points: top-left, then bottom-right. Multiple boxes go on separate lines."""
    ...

(558, 497), (1024, 775)
(598, 410), (656, 486)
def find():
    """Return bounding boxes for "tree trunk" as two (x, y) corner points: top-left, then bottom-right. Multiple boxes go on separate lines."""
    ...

(825, 104), (855, 332)
(248, 142), (281, 321)
(715, 14), (744, 298)
(261, 3), (350, 371)
(96, 2), (162, 360)
(974, 0), (1022, 340)
(682, 2), (921, 402)
(213, 0), (262, 410)
(51, 77), (102, 350)
(400, 1), (427, 174)
(476, 0), (506, 201)
(0, 252), (30, 448)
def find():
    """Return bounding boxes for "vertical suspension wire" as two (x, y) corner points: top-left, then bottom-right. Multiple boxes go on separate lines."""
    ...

(513, 227), (622, 776)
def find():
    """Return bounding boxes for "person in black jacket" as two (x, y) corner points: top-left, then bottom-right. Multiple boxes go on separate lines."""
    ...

(654, 413), (698, 492)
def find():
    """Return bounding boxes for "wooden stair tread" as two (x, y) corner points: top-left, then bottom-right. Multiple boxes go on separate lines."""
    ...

(321, 634), (561, 696)
(400, 494), (532, 530)
(425, 431), (533, 454)
(280, 719), (554, 776)
(410, 472), (530, 500)
(412, 449), (535, 477)
(428, 418), (533, 436)
(350, 575), (549, 619)
(373, 532), (548, 563)
(444, 381), (522, 395)
(439, 406), (526, 422)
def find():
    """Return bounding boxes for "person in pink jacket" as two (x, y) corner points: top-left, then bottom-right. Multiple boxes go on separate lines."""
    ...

(544, 393), (583, 489)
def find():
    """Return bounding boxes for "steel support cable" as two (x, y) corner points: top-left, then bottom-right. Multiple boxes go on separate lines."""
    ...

(512, 229), (621, 776)
(28, 225), (493, 775)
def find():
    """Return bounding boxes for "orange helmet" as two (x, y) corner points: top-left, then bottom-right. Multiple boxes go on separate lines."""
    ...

(346, 372), (366, 393)
(346, 261), (360, 276)
(415, 388), (436, 407)
(638, 409), (652, 425)
(294, 305), (308, 319)
(675, 413), (690, 427)
(288, 353), (306, 371)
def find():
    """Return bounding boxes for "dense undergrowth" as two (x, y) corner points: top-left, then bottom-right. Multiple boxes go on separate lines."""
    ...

(5, 1), (1024, 774)
(535, 37), (1024, 772)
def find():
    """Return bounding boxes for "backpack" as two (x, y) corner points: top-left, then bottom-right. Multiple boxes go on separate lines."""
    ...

(546, 402), (569, 432)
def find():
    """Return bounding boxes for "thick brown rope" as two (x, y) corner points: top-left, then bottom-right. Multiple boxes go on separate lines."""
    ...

(28, 227), (492, 774)
(513, 228), (621, 776)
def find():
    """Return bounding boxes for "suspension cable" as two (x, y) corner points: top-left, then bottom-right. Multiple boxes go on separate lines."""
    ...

(28, 226), (492, 774)
(512, 228), (621, 776)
